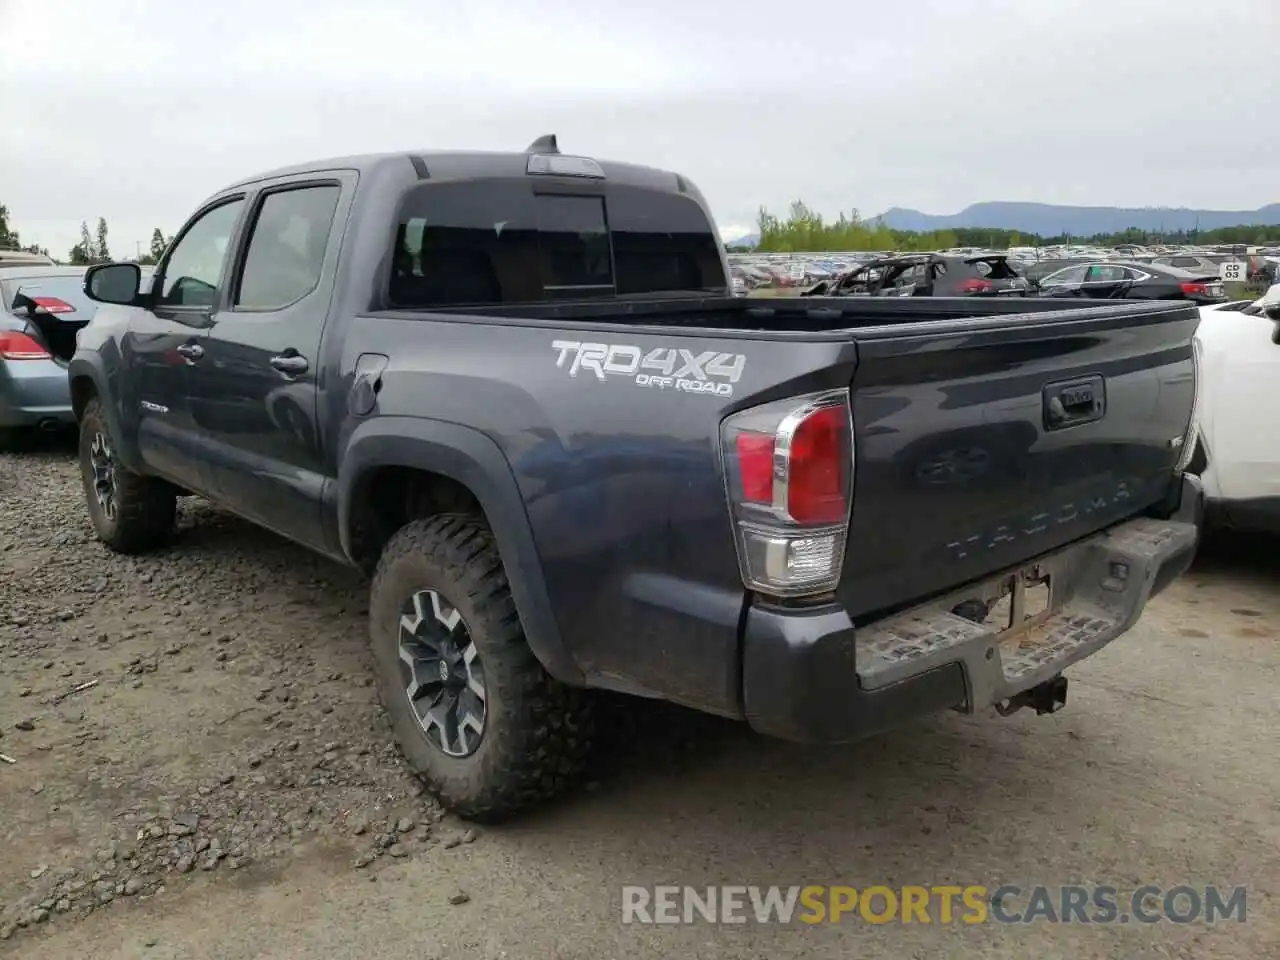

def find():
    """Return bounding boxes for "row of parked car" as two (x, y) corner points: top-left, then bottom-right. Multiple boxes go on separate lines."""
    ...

(796, 253), (1234, 305)
(2, 244), (1276, 539)
(731, 245), (1280, 300)
(1, 250), (151, 450)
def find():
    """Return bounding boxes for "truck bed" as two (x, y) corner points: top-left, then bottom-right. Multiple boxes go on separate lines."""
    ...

(399, 293), (1193, 336)
(357, 295), (1198, 687)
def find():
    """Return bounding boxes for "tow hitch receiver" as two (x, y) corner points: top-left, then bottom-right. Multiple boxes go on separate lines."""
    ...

(995, 675), (1068, 717)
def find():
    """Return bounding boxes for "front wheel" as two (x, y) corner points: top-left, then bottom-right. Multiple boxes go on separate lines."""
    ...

(78, 398), (176, 553)
(369, 514), (594, 821)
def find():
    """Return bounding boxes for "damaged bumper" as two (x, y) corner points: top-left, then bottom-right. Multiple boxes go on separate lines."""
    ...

(742, 474), (1202, 743)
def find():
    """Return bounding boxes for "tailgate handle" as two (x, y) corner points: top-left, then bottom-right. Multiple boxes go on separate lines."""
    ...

(1044, 376), (1105, 429)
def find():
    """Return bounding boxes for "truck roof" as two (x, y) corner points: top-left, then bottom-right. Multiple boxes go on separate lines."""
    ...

(224, 141), (688, 195)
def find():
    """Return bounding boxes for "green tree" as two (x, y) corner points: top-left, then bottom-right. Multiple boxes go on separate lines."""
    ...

(149, 228), (167, 261)
(69, 221), (95, 265)
(750, 199), (1280, 253)
(0, 203), (20, 248)
(95, 217), (110, 263)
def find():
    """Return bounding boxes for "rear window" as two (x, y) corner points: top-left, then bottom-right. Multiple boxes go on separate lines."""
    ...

(388, 180), (726, 308)
(966, 258), (1018, 279)
(0, 276), (97, 318)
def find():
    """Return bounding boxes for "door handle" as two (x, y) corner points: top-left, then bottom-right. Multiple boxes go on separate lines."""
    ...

(269, 353), (309, 375)
(175, 343), (204, 361)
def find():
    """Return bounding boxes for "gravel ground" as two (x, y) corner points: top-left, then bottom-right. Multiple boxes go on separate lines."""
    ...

(0, 435), (460, 939)
(1, 433), (1278, 958)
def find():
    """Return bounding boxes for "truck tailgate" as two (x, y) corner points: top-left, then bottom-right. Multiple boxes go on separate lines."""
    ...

(839, 301), (1199, 619)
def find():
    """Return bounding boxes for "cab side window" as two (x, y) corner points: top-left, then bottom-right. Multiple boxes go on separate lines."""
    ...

(158, 199), (245, 309)
(236, 185), (342, 311)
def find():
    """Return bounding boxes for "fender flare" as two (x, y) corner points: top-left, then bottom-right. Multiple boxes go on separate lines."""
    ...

(66, 353), (143, 470)
(337, 416), (584, 686)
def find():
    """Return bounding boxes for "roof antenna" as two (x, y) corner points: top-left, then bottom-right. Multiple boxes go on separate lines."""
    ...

(525, 134), (559, 154)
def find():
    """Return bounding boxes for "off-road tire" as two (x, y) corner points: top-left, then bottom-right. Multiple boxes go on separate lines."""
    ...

(78, 398), (176, 553)
(370, 514), (594, 821)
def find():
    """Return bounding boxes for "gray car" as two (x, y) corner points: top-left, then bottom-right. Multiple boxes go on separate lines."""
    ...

(0, 266), (97, 448)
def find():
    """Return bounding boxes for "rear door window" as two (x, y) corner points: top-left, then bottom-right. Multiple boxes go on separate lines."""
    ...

(970, 257), (1019, 279)
(235, 184), (341, 310)
(1084, 264), (1126, 283)
(1041, 265), (1088, 285)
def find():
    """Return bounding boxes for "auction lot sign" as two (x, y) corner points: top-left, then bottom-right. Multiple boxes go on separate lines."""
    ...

(1218, 261), (1247, 282)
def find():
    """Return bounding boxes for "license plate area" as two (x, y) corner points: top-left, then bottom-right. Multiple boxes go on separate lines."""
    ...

(991, 568), (1055, 654)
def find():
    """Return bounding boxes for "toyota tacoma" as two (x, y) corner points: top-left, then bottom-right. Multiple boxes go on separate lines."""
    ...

(68, 136), (1203, 820)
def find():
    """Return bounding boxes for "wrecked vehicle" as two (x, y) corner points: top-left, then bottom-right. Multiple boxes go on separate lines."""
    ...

(70, 137), (1202, 820)
(0, 267), (97, 448)
(803, 253), (1029, 298)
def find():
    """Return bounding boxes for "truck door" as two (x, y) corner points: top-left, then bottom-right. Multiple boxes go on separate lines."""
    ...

(188, 177), (349, 551)
(1080, 263), (1128, 298)
(127, 196), (247, 495)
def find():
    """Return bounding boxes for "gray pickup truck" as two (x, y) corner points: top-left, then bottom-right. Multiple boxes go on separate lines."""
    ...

(67, 136), (1203, 820)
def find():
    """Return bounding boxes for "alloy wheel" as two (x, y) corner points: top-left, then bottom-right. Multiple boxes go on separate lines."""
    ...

(397, 588), (487, 757)
(89, 431), (118, 521)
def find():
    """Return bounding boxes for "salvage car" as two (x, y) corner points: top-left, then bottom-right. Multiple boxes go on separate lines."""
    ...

(802, 253), (1029, 297)
(1036, 260), (1228, 305)
(1190, 283), (1280, 533)
(0, 266), (99, 449)
(69, 136), (1203, 820)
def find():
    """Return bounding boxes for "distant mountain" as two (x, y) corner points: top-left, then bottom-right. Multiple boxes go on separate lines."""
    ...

(878, 202), (1280, 237)
(723, 233), (760, 248)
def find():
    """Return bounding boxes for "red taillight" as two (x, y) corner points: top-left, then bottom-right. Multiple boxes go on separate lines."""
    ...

(1180, 282), (1209, 297)
(0, 331), (52, 360)
(721, 390), (853, 597)
(735, 432), (775, 503)
(959, 278), (994, 294)
(30, 296), (75, 314)
(787, 405), (848, 523)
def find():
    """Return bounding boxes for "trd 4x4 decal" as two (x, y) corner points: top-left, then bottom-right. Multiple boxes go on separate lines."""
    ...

(551, 340), (746, 398)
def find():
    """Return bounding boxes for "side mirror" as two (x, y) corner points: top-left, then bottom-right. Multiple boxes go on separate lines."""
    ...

(84, 262), (141, 305)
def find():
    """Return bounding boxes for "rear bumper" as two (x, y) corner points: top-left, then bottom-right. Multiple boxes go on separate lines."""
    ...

(742, 473), (1203, 743)
(0, 359), (74, 427)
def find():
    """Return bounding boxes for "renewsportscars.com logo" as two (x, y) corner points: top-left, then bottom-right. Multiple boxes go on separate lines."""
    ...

(551, 340), (747, 398)
(621, 885), (1248, 925)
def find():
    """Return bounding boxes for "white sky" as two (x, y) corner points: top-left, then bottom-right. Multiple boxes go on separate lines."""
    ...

(2, 0), (1276, 255)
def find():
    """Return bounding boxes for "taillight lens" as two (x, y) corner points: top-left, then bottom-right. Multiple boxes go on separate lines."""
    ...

(1174, 335), (1204, 473)
(721, 389), (852, 597)
(1180, 282), (1209, 297)
(29, 296), (75, 314)
(959, 278), (994, 294)
(0, 331), (51, 360)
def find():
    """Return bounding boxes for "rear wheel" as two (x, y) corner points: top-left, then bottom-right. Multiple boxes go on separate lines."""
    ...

(369, 514), (594, 821)
(78, 398), (176, 553)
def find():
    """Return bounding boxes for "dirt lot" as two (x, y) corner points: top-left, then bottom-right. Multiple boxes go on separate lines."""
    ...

(1, 435), (1278, 959)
